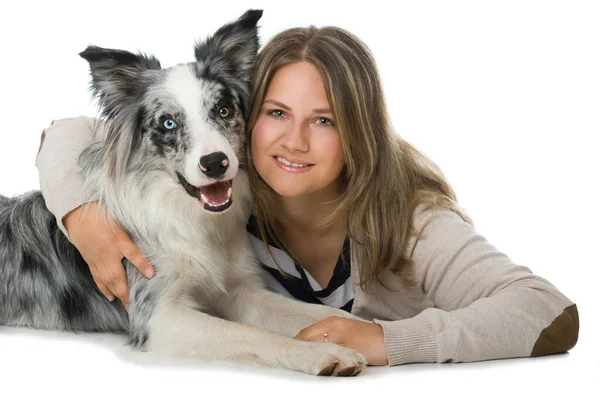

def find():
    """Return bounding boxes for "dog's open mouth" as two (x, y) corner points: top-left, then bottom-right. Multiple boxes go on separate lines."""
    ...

(176, 172), (233, 212)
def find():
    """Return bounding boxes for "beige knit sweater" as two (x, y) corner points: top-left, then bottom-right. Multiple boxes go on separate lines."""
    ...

(35, 116), (579, 366)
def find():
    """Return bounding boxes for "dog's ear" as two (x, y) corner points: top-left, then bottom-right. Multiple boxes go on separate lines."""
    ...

(194, 9), (262, 83)
(79, 45), (161, 115)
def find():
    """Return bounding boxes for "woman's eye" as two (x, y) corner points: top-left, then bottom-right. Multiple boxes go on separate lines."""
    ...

(219, 107), (231, 118)
(163, 119), (177, 130)
(268, 110), (285, 119)
(316, 117), (333, 126)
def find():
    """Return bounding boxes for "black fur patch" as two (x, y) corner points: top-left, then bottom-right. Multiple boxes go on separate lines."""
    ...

(20, 251), (53, 284)
(2, 217), (12, 242)
(132, 105), (147, 153)
(59, 287), (92, 326)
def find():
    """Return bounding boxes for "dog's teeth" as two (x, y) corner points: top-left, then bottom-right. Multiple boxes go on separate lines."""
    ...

(227, 187), (232, 199)
(201, 193), (209, 204)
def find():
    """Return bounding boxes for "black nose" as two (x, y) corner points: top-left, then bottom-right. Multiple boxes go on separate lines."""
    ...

(199, 151), (229, 178)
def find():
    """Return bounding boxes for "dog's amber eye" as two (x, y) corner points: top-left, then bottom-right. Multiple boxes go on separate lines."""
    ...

(219, 107), (230, 118)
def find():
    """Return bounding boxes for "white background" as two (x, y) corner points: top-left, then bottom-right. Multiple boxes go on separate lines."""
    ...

(0, 0), (598, 398)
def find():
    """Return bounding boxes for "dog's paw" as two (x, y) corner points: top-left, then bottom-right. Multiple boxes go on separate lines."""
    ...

(296, 342), (368, 376)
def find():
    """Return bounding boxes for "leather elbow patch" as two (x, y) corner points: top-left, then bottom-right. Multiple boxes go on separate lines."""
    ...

(531, 303), (579, 356)
(37, 129), (46, 155)
(37, 121), (55, 155)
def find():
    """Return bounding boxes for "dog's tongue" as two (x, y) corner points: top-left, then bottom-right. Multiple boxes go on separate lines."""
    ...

(200, 182), (229, 205)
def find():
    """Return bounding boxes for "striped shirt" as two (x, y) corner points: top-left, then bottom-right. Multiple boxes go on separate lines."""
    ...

(246, 215), (354, 312)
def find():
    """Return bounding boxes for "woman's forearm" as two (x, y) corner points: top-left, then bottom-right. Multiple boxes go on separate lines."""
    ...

(373, 207), (578, 365)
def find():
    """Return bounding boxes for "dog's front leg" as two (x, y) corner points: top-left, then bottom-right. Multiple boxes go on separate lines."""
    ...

(220, 284), (366, 338)
(147, 301), (367, 376)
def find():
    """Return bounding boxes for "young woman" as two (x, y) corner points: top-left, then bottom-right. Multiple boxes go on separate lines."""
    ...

(35, 25), (578, 367)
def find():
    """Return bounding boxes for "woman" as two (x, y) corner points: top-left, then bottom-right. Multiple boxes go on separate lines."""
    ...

(35, 25), (578, 367)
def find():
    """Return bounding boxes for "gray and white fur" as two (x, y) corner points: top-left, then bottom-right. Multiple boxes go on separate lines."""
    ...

(0, 10), (367, 376)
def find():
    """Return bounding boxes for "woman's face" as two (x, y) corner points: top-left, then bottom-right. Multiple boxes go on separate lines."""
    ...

(251, 61), (345, 199)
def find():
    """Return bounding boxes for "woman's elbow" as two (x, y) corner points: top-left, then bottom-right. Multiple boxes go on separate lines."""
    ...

(531, 303), (579, 356)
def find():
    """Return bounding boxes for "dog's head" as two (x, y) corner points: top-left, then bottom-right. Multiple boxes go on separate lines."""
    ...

(79, 9), (262, 213)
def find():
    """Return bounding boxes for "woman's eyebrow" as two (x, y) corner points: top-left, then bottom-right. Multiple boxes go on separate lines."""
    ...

(264, 99), (291, 110)
(313, 107), (332, 114)
(263, 99), (332, 114)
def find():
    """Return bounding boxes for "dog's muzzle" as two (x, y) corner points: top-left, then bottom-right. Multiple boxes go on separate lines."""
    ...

(176, 172), (233, 212)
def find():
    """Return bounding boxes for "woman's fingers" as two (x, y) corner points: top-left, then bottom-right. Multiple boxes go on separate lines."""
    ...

(99, 262), (130, 311)
(89, 262), (115, 302)
(295, 317), (344, 343)
(118, 238), (154, 279)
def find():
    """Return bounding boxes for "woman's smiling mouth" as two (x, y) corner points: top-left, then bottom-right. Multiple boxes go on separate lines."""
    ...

(273, 156), (314, 172)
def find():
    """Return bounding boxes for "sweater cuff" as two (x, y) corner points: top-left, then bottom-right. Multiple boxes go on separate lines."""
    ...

(47, 173), (86, 241)
(373, 313), (438, 366)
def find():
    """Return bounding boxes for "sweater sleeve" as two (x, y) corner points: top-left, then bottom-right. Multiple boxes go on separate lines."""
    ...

(373, 207), (579, 366)
(35, 116), (108, 240)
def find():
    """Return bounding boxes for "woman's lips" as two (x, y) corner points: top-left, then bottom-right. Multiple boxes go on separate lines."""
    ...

(272, 156), (314, 173)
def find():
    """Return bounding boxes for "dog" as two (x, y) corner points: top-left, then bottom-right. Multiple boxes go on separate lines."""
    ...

(0, 10), (368, 376)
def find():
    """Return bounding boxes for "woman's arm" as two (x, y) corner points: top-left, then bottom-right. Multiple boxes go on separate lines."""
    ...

(36, 116), (107, 238)
(373, 206), (579, 366)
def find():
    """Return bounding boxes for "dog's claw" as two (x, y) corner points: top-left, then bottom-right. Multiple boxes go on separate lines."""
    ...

(336, 366), (357, 376)
(318, 362), (338, 376)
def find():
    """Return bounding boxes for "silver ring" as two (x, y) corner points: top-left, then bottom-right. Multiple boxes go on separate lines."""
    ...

(324, 333), (329, 343)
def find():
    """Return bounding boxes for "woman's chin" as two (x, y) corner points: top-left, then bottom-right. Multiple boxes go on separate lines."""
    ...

(261, 175), (308, 197)
(271, 183), (310, 198)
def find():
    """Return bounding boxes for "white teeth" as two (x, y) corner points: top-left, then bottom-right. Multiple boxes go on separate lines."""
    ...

(212, 200), (229, 207)
(201, 191), (232, 208)
(277, 156), (307, 167)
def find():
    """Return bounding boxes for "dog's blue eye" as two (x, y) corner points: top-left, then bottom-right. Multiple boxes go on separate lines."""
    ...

(164, 119), (177, 130)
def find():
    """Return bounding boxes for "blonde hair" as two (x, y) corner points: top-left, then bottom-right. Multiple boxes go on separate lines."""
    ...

(246, 26), (471, 291)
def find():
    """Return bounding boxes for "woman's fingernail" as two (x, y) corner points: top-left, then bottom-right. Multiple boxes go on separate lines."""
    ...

(145, 268), (154, 278)
(125, 304), (130, 313)
(107, 295), (114, 302)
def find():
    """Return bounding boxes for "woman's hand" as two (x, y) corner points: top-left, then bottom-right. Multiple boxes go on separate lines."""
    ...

(64, 202), (155, 310)
(295, 316), (389, 366)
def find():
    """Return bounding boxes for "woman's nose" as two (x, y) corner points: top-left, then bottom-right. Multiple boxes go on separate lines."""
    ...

(281, 122), (309, 152)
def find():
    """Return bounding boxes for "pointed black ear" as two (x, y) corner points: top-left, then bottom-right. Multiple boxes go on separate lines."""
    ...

(193, 9), (262, 83)
(79, 45), (161, 115)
